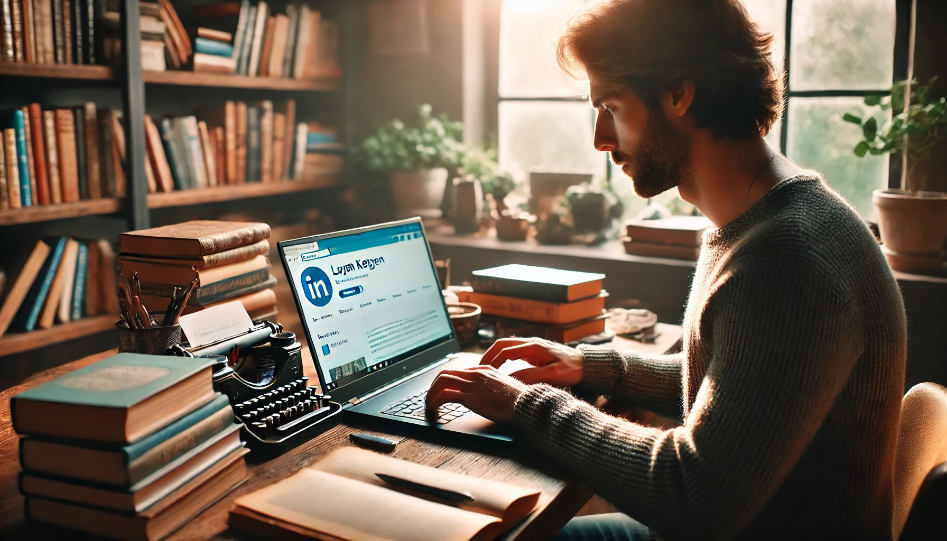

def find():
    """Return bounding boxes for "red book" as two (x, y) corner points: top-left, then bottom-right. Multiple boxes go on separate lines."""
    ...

(28, 104), (50, 205)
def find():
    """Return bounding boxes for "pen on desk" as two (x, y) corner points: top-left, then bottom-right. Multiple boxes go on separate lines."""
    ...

(171, 278), (199, 325)
(162, 287), (179, 327)
(375, 473), (474, 502)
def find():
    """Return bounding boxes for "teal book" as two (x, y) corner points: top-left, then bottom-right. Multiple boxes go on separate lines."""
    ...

(195, 37), (234, 57)
(11, 237), (68, 332)
(6, 110), (33, 206)
(237, 4), (256, 74)
(471, 264), (605, 303)
(173, 117), (199, 189)
(11, 353), (216, 444)
(246, 106), (260, 182)
(159, 117), (188, 190)
(70, 241), (88, 321)
(20, 394), (234, 487)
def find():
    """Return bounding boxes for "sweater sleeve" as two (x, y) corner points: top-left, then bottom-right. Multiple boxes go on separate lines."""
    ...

(576, 345), (685, 421)
(511, 251), (864, 540)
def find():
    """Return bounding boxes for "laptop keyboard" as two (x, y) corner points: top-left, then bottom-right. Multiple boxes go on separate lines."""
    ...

(382, 390), (470, 424)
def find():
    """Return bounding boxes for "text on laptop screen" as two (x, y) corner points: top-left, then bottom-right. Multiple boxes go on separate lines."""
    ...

(283, 223), (453, 391)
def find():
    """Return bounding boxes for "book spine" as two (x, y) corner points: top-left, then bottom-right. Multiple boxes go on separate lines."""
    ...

(73, 108), (88, 199)
(246, 1), (267, 76)
(191, 52), (236, 73)
(213, 126), (224, 186)
(19, 238), (67, 331)
(292, 5), (311, 79)
(98, 110), (115, 196)
(181, 116), (207, 188)
(197, 120), (216, 187)
(84, 103), (101, 198)
(282, 99), (295, 178)
(235, 101), (247, 183)
(62, 0), (70, 64)
(224, 100), (236, 184)
(36, 0), (52, 64)
(468, 292), (562, 324)
(42, 111), (61, 203)
(281, 4), (298, 78)
(72, 0), (82, 63)
(190, 268), (270, 303)
(20, 107), (37, 206)
(84, 0), (93, 64)
(144, 115), (173, 192)
(23, 0), (37, 63)
(200, 240), (269, 268)
(0, 141), (8, 209)
(236, 3), (254, 74)
(27, 104), (49, 205)
(194, 36), (233, 57)
(159, 118), (187, 190)
(70, 240), (88, 321)
(54, 109), (79, 202)
(110, 113), (125, 195)
(292, 123), (306, 180)
(246, 107), (260, 182)
(258, 102), (272, 183)
(257, 15), (274, 77)
(84, 239), (100, 315)
(10, 0), (23, 61)
(267, 14), (288, 78)
(230, 0), (248, 62)
(1, 0), (15, 62)
(272, 112), (284, 182)
(51, 0), (63, 63)
(470, 276), (570, 303)
(11, 111), (32, 207)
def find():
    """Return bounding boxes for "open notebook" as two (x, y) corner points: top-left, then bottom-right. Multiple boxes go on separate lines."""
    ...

(229, 447), (542, 541)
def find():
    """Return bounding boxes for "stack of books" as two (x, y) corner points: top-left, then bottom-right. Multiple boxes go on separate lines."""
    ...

(621, 216), (712, 260)
(188, 0), (340, 79)
(191, 26), (234, 73)
(0, 0), (105, 65)
(469, 264), (609, 344)
(103, 1), (168, 71)
(1, 103), (127, 209)
(13, 353), (248, 540)
(140, 98), (342, 193)
(118, 220), (278, 320)
(0, 237), (117, 338)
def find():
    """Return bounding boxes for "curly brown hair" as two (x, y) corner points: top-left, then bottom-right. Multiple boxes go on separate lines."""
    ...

(558, 0), (784, 140)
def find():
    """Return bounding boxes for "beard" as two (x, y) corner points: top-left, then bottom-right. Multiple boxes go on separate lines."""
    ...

(611, 106), (693, 199)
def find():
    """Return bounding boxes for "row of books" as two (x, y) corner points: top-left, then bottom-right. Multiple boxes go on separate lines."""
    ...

(621, 215), (712, 260)
(0, 104), (124, 209)
(463, 264), (609, 344)
(144, 98), (342, 193)
(0, 0), (105, 65)
(0, 237), (117, 338)
(119, 220), (278, 320)
(101, 0), (172, 71)
(13, 353), (248, 540)
(187, 0), (340, 78)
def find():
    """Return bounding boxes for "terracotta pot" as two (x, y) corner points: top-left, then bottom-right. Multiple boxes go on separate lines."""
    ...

(873, 189), (947, 273)
(446, 302), (481, 347)
(389, 168), (449, 212)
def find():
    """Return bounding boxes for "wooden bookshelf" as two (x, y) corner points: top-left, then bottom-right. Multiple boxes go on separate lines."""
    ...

(147, 176), (342, 208)
(142, 70), (340, 91)
(0, 315), (115, 358)
(0, 199), (124, 226)
(0, 62), (115, 80)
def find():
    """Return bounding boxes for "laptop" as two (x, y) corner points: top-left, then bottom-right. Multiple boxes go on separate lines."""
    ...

(278, 217), (517, 445)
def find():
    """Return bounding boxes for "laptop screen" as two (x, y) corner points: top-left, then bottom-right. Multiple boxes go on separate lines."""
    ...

(280, 221), (454, 393)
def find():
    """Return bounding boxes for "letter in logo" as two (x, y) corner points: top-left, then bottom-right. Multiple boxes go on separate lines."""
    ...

(301, 267), (333, 307)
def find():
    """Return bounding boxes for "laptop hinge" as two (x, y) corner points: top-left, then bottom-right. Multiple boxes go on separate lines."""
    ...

(346, 354), (458, 406)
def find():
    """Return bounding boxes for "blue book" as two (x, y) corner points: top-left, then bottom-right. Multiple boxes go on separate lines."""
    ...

(70, 241), (88, 321)
(159, 118), (188, 190)
(307, 132), (337, 145)
(237, 4), (256, 75)
(194, 37), (234, 57)
(246, 107), (260, 182)
(11, 353), (216, 444)
(7, 110), (33, 207)
(11, 237), (68, 332)
(174, 117), (201, 189)
(20, 394), (235, 487)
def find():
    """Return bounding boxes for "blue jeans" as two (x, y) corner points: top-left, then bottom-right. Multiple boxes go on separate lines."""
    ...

(551, 513), (652, 541)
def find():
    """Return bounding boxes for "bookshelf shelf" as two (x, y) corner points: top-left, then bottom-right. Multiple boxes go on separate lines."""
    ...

(142, 70), (340, 91)
(0, 62), (116, 80)
(147, 176), (342, 209)
(0, 315), (115, 358)
(0, 199), (124, 226)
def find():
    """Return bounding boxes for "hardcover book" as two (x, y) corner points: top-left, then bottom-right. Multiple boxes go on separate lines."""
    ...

(55, 108), (80, 203)
(0, 240), (51, 337)
(140, 265), (271, 304)
(11, 353), (216, 443)
(0, 140), (8, 209)
(73, 108), (88, 199)
(2, 129), (20, 209)
(623, 216), (712, 247)
(27, 104), (49, 205)
(55, 237), (79, 324)
(119, 220), (271, 258)
(119, 238), (269, 269)
(194, 36), (233, 56)
(246, 106), (260, 182)
(158, 117), (187, 190)
(144, 115), (174, 193)
(37, 238), (71, 329)
(468, 290), (608, 326)
(484, 312), (610, 344)
(84, 102), (102, 198)
(11, 237), (67, 333)
(122, 253), (269, 288)
(139, 275), (276, 311)
(471, 264), (605, 303)
(69, 240), (88, 321)
(42, 111), (62, 203)
(236, 101), (248, 182)
(622, 238), (702, 260)
(20, 394), (234, 487)
(20, 107), (37, 206)
(7, 110), (33, 206)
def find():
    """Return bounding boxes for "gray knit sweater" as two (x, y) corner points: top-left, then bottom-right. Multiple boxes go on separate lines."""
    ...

(511, 176), (907, 540)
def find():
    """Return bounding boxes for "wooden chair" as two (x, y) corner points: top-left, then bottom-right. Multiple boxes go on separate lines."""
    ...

(894, 382), (947, 540)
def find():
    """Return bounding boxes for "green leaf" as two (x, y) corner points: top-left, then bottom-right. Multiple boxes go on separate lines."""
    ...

(864, 94), (882, 106)
(868, 146), (887, 155)
(854, 141), (870, 157)
(863, 117), (877, 141)
(842, 113), (863, 125)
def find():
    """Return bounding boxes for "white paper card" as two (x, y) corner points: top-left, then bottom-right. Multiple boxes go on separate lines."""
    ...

(179, 301), (254, 348)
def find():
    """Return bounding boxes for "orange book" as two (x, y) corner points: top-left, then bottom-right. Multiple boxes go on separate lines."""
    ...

(54, 109), (80, 203)
(144, 115), (174, 193)
(468, 291), (608, 325)
(42, 111), (62, 204)
(272, 112), (285, 182)
(257, 15), (276, 77)
(213, 126), (225, 186)
(27, 104), (50, 205)
(84, 103), (102, 199)
(235, 101), (247, 183)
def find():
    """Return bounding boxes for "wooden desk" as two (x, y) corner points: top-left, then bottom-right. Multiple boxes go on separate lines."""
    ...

(0, 324), (683, 541)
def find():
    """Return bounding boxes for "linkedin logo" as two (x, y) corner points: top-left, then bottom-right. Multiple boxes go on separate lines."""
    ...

(301, 267), (333, 307)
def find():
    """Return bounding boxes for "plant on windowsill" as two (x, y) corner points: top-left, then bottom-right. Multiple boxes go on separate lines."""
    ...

(565, 183), (624, 239)
(357, 104), (464, 216)
(844, 77), (947, 274)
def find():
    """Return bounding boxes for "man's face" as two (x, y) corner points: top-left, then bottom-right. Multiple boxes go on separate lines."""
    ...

(590, 83), (693, 198)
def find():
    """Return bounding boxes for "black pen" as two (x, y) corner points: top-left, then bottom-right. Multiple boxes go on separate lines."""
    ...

(375, 473), (474, 502)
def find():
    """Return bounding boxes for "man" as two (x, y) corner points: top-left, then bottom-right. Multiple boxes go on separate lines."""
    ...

(426, 0), (907, 539)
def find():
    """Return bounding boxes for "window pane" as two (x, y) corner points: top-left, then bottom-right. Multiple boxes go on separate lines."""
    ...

(787, 97), (889, 220)
(498, 101), (604, 184)
(790, 0), (895, 91)
(741, 0), (787, 76)
(499, 0), (585, 98)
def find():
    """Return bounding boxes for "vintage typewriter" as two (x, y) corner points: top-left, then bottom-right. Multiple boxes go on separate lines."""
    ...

(170, 320), (342, 457)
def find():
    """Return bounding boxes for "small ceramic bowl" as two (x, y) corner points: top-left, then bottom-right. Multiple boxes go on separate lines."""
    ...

(446, 302), (481, 347)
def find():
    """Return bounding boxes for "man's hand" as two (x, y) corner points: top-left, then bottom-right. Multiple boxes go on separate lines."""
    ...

(480, 338), (585, 387)
(426, 366), (529, 424)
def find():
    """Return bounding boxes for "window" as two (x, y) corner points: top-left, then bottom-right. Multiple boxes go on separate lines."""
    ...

(497, 0), (905, 221)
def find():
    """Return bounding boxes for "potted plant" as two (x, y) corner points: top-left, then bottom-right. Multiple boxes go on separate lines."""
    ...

(459, 146), (515, 205)
(357, 104), (464, 215)
(565, 183), (624, 236)
(844, 78), (947, 273)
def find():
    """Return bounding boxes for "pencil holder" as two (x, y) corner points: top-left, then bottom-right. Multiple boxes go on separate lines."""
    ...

(116, 317), (183, 355)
